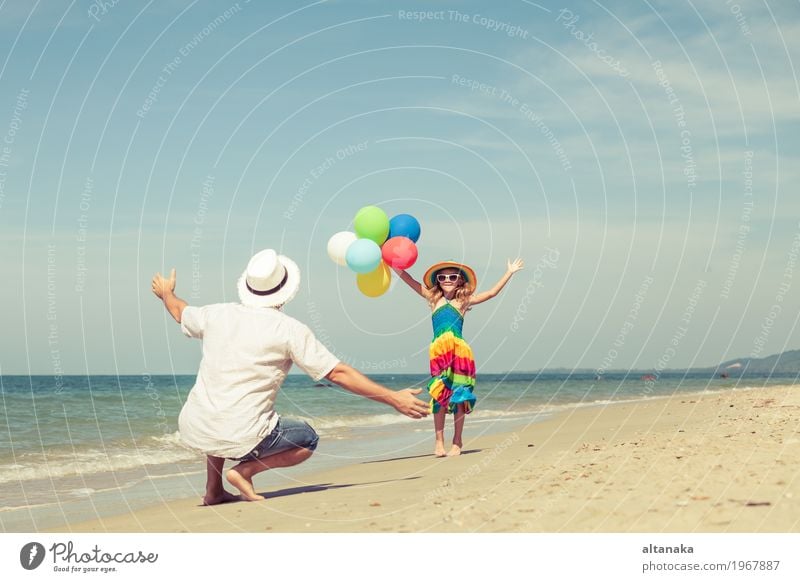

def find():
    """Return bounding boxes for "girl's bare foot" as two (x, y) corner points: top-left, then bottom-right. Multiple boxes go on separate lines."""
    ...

(202, 490), (240, 506)
(434, 444), (447, 457)
(447, 443), (462, 457)
(226, 468), (265, 501)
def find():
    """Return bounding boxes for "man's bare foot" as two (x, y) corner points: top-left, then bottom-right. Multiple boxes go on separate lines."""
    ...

(434, 444), (447, 458)
(226, 468), (265, 501)
(447, 443), (462, 457)
(202, 490), (240, 506)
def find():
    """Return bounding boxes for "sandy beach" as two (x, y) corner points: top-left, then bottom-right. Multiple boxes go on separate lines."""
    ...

(49, 385), (799, 533)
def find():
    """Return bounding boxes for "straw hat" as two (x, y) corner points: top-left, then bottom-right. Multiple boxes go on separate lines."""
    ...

(422, 260), (477, 290)
(237, 249), (300, 308)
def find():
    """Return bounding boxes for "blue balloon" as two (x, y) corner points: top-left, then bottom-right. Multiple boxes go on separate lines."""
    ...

(388, 214), (421, 243)
(345, 239), (382, 273)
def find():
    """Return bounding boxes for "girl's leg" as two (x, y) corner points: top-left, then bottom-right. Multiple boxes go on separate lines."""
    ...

(434, 407), (447, 457)
(448, 403), (466, 456)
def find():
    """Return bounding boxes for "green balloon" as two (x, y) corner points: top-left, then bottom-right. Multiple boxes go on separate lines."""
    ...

(353, 206), (390, 245)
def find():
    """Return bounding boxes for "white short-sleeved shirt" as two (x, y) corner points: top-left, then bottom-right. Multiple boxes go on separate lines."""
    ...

(178, 303), (339, 458)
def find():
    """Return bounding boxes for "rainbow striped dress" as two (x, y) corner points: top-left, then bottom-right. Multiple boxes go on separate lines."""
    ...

(427, 299), (476, 414)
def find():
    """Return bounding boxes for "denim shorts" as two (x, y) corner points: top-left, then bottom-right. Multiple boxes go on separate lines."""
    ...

(232, 417), (319, 462)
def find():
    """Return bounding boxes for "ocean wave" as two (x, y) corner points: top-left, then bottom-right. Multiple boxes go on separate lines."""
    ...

(312, 413), (417, 431)
(68, 488), (96, 497)
(309, 402), (609, 433)
(0, 433), (198, 485)
(0, 392), (706, 485)
(310, 408), (545, 433)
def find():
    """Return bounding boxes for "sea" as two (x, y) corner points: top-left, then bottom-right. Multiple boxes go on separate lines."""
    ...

(0, 372), (796, 531)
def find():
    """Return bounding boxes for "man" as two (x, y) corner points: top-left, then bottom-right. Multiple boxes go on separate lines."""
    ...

(152, 248), (427, 504)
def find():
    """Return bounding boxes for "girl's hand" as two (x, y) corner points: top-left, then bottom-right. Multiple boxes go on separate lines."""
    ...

(507, 258), (524, 274)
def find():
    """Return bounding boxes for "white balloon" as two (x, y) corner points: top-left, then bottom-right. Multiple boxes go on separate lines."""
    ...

(327, 231), (357, 266)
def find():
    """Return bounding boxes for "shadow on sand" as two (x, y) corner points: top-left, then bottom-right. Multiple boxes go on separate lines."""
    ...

(359, 449), (483, 464)
(257, 476), (422, 500)
(198, 452), (483, 506)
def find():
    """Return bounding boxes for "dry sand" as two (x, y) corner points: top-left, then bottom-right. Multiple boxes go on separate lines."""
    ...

(51, 385), (800, 533)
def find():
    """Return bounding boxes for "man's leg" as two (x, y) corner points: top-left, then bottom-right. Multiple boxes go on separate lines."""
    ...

(226, 447), (314, 501)
(203, 456), (240, 505)
(226, 418), (319, 501)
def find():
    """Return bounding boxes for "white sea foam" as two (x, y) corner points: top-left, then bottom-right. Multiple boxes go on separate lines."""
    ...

(0, 433), (198, 484)
(69, 488), (96, 497)
(313, 413), (417, 430)
(0, 393), (698, 485)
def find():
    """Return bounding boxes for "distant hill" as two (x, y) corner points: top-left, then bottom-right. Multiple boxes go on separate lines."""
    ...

(535, 349), (799, 376)
(713, 349), (800, 375)
(486, 350), (800, 377)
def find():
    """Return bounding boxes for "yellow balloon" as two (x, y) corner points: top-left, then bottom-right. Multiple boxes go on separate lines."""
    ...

(356, 261), (391, 297)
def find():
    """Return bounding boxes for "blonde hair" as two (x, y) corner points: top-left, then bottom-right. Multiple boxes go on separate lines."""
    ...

(424, 270), (475, 310)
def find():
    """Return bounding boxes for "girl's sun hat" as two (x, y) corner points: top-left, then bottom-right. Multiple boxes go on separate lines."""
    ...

(423, 260), (477, 289)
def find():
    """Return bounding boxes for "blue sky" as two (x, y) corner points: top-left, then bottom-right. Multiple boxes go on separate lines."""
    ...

(1, 0), (798, 376)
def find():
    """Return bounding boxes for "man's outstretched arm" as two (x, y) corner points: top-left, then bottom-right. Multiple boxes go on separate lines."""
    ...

(325, 362), (428, 419)
(152, 268), (188, 323)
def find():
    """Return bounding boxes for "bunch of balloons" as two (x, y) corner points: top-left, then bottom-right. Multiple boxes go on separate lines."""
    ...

(327, 206), (421, 297)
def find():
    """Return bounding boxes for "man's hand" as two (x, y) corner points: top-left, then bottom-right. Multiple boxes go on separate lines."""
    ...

(390, 388), (429, 419)
(325, 363), (429, 418)
(152, 268), (187, 323)
(152, 268), (176, 300)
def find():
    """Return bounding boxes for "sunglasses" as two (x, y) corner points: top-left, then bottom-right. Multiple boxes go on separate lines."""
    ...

(436, 273), (462, 283)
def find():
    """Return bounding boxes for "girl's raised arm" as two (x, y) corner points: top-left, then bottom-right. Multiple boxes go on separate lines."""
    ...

(469, 258), (524, 306)
(392, 267), (427, 298)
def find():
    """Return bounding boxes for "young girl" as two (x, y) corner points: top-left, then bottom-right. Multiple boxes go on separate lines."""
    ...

(394, 258), (524, 457)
